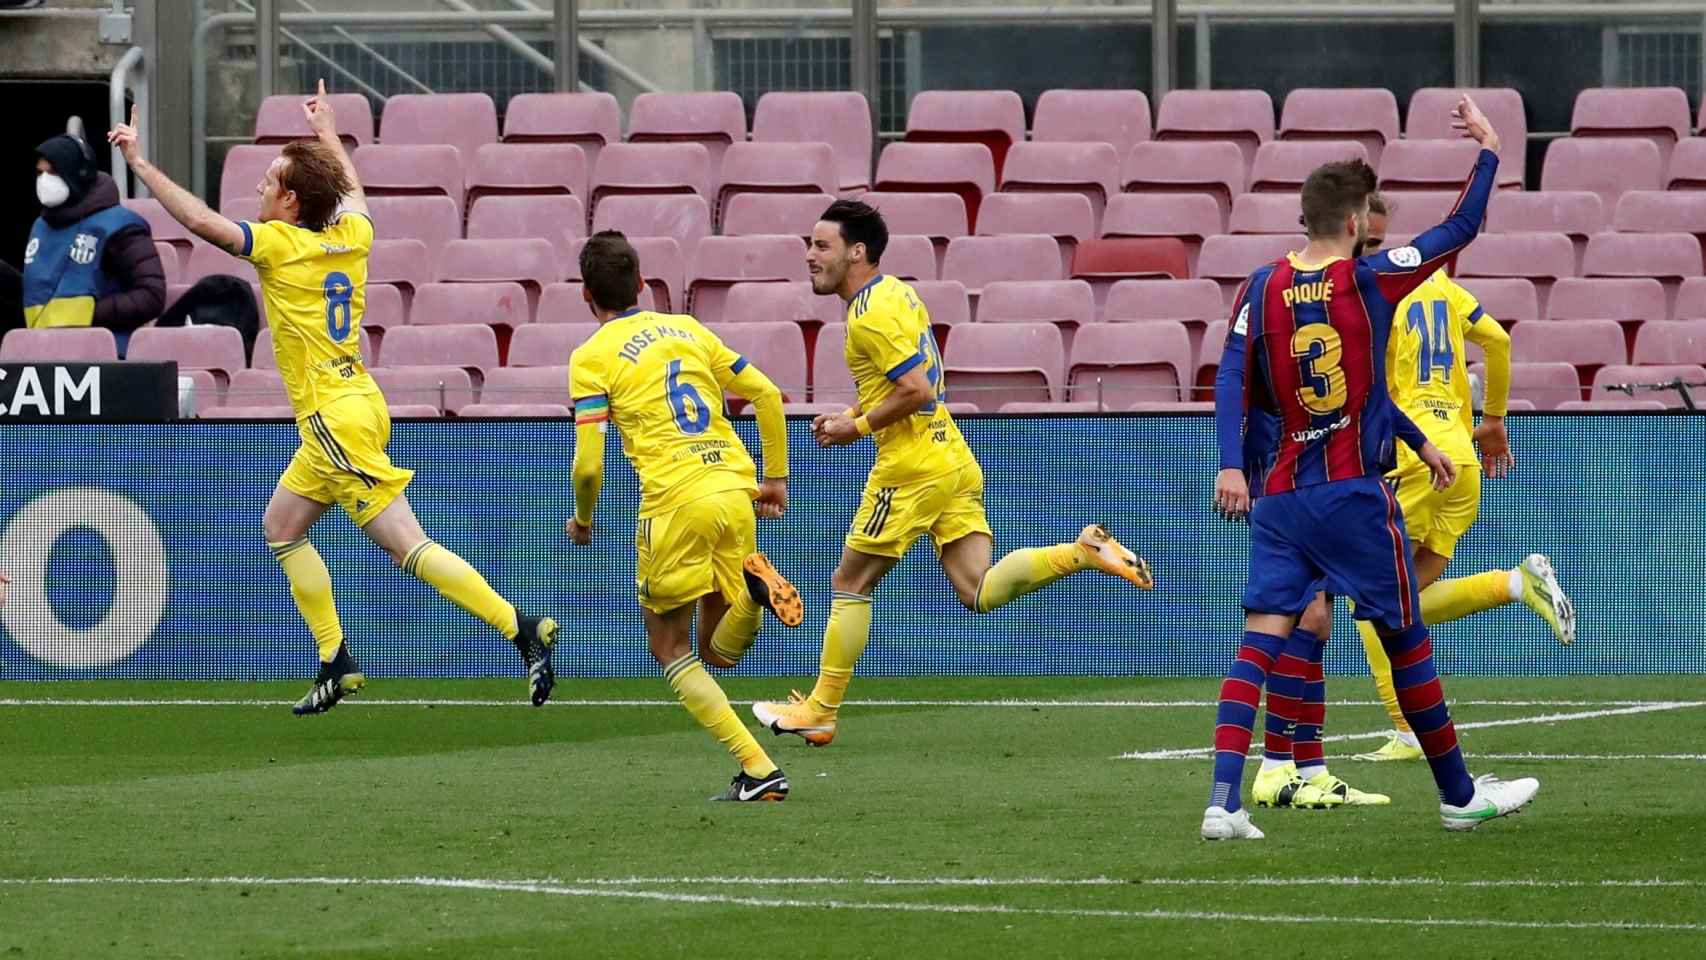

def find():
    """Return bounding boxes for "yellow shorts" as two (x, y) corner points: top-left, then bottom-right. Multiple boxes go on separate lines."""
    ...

(281, 395), (414, 527)
(1391, 461), (1481, 560)
(636, 488), (757, 615)
(844, 462), (993, 559)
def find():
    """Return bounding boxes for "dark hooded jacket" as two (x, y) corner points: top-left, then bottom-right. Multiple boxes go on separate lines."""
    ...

(33, 172), (167, 332)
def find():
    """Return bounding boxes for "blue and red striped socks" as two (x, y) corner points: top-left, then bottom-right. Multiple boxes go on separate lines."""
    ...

(1384, 623), (1475, 806)
(1293, 632), (1329, 780)
(1260, 629), (1316, 770)
(1210, 631), (1285, 813)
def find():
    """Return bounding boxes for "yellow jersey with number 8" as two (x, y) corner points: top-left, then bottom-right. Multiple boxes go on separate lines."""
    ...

(1386, 269), (1482, 473)
(239, 213), (380, 419)
(569, 310), (760, 518)
(844, 275), (976, 486)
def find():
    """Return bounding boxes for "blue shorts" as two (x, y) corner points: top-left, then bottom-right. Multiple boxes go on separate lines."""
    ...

(1243, 476), (1421, 631)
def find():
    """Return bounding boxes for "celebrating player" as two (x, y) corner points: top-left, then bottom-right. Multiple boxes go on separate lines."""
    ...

(109, 82), (560, 715)
(750, 200), (1153, 748)
(1202, 95), (1539, 839)
(566, 230), (803, 802)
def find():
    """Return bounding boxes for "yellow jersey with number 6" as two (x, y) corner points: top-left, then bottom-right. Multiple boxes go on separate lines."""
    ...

(1387, 269), (1482, 474)
(844, 274), (976, 486)
(239, 212), (380, 419)
(569, 310), (759, 518)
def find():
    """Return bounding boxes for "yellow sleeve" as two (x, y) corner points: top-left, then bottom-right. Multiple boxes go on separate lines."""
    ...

(238, 219), (297, 269)
(328, 211), (375, 254)
(847, 303), (927, 384)
(698, 323), (788, 479)
(568, 349), (608, 525)
(1466, 314), (1511, 418)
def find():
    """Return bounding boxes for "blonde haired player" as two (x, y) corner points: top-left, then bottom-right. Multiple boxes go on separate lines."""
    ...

(751, 200), (1153, 748)
(110, 83), (560, 714)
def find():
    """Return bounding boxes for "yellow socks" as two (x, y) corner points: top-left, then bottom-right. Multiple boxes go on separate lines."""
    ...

(708, 595), (762, 666)
(402, 540), (520, 640)
(806, 592), (874, 715)
(270, 538), (344, 662)
(665, 653), (776, 777)
(1355, 617), (1411, 733)
(1419, 569), (1515, 624)
(973, 543), (1087, 613)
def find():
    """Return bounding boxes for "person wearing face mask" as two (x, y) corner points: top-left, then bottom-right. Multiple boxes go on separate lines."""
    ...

(20, 134), (165, 331)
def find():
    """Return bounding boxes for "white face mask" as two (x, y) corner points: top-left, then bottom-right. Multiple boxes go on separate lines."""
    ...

(36, 172), (70, 208)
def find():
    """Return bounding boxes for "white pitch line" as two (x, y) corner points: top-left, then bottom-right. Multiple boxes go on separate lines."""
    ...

(0, 697), (1697, 709)
(1, 876), (1699, 933)
(522, 875), (1706, 890)
(1118, 701), (1706, 760)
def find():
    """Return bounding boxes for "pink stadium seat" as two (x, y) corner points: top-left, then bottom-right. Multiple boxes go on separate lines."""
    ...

(1504, 399), (1538, 412)
(218, 145), (280, 212)
(1614, 191), (1706, 266)
(370, 239), (433, 306)
(782, 401), (847, 416)
(1668, 138), (1706, 190)
(705, 322), (809, 403)
(1457, 233), (1576, 313)
(1229, 193), (1303, 235)
(1633, 322), (1706, 366)
(224, 368), (288, 408)
(0, 327), (117, 362)
(184, 243), (259, 286)
(874, 143), (998, 231)
(569, 236), (684, 312)
(480, 365), (573, 405)
(685, 235), (809, 320)
(1279, 88), (1401, 166)
(1103, 279), (1226, 326)
(364, 283), (405, 332)
(1571, 86), (1692, 166)
(254, 93), (372, 147)
(722, 281), (841, 326)
(1154, 90), (1275, 168)
(219, 194), (260, 223)
(627, 91), (747, 179)
(537, 281), (651, 324)
(881, 235), (940, 282)
(467, 194), (586, 271)
(371, 366), (474, 415)
(976, 193), (1096, 275)
(1676, 277), (1706, 320)
(999, 142), (1121, 228)
(1405, 88), (1526, 188)
(1556, 398), (1667, 411)
(1071, 238), (1192, 307)
(152, 242), (181, 285)
(752, 91), (874, 194)
(410, 282), (529, 332)
(502, 92), (621, 172)
(1548, 278), (1667, 326)
(1033, 89), (1152, 158)
(720, 192), (836, 239)
(124, 198), (195, 266)
(942, 235), (1064, 298)
(1196, 319), (1229, 395)
(379, 92), (498, 173)
(1582, 233), (1703, 313)
(1121, 142), (1246, 221)
(1541, 138), (1663, 215)
(353, 145), (464, 210)
(377, 324), (499, 378)
(1378, 139), (1484, 192)
(591, 194), (712, 262)
(1068, 321), (1193, 405)
(588, 143), (713, 220)
(811, 322), (853, 403)
(1591, 363), (1706, 409)
(1250, 140), (1370, 193)
(715, 142), (837, 221)
(367, 195), (461, 264)
(1486, 192), (1605, 252)
(943, 322), (1064, 408)
(436, 238), (559, 319)
(1129, 400), (1214, 412)
(126, 326), (247, 387)
(1198, 234), (1306, 307)
(1458, 277), (1540, 326)
(1500, 361), (1587, 409)
(466, 143), (589, 207)
(905, 90), (1027, 179)
(1379, 191), (1462, 235)
(977, 280), (1097, 331)
(508, 325), (599, 367)
(998, 401), (1107, 414)
(200, 405), (294, 419)
(1100, 193), (1222, 275)
(252, 327), (373, 371)
(1509, 320), (1626, 388)
(911, 280), (971, 329)
(860, 192), (968, 248)
(459, 403), (571, 417)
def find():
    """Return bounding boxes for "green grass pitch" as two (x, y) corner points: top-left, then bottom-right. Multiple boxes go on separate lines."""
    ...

(3, 675), (1703, 958)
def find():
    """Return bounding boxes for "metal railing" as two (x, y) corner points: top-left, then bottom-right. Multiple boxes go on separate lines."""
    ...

(109, 44), (147, 201)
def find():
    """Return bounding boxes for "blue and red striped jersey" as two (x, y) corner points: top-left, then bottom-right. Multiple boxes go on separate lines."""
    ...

(1216, 148), (1499, 496)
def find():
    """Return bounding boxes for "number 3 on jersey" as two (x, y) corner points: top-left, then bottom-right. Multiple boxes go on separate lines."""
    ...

(665, 359), (712, 435)
(916, 332), (946, 414)
(323, 271), (353, 342)
(1290, 326), (1347, 415)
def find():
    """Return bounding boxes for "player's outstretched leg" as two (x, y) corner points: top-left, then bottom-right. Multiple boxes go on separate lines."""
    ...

(1513, 554), (1576, 645)
(703, 553), (803, 671)
(973, 524), (1153, 612)
(265, 487), (363, 715)
(751, 590), (868, 747)
(1201, 629), (1285, 840)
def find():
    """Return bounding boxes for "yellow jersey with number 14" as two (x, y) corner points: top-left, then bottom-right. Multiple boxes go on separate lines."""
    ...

(1387, 269), (1483, 474)
(845, 275), (977, 487)
(239, 212), (380, 419)
(569, 310), (760, 518)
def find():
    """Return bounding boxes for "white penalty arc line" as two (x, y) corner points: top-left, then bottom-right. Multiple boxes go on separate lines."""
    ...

(1118, 701), (1706, 760)
(1, 876), (1699, 933)
(1, 697), (1699, 709)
